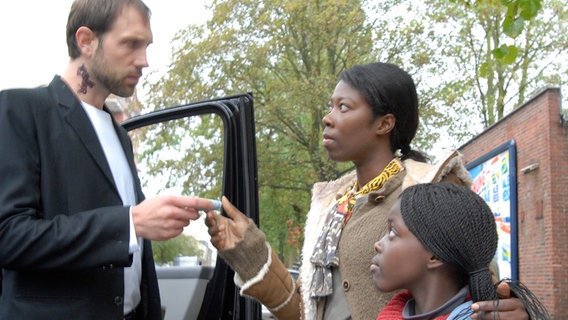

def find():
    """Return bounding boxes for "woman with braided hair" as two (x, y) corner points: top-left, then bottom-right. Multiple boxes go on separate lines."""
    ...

(205, 62), (529, 319)
(372, 182), (549, 320)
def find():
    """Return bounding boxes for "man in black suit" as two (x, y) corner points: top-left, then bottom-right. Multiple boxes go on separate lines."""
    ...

(0, 1), (214, 319)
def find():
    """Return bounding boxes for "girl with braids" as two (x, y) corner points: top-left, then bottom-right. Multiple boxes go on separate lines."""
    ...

(372, 182), (549, 320)
(205, 62), (529, 319)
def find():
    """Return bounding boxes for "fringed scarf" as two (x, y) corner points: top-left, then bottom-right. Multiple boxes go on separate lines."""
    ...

(309, 158), (403, 299)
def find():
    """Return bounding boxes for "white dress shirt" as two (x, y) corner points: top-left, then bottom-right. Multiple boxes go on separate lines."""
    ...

(82, 102), (142, 315)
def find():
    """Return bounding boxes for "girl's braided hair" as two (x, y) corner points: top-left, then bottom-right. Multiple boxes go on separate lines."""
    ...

(400, 182), (498, 302)
(400, 182), (550, 319)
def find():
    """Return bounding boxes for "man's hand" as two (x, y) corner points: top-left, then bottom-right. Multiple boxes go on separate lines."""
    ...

(471, 282), (529, 320)
(132, 195), (215, 240)
(205, 196), (250, 250)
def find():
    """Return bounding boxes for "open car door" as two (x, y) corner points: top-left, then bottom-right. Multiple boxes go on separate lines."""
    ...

(121, 93), (260, 320)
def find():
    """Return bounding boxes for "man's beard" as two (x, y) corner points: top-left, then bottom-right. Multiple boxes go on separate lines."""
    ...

(91, 47), (139, 97)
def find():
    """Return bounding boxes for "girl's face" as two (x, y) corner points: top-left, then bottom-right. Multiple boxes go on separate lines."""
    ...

(322, 80), (387, 164)
(371, 199), (433, 292)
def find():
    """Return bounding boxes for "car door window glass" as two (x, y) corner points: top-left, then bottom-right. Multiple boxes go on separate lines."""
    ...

(129, 114), (223, 267)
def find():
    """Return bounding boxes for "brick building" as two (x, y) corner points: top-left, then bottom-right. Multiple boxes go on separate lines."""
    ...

(459, 87), (567, 318)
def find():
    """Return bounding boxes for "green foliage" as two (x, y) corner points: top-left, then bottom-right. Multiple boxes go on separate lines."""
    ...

(491, 44), (519, 64)
(152, 233), (204, 265)
(419, 0), (567, 135)
(450, 0), (543, 62)
(503, 0), (542, 38)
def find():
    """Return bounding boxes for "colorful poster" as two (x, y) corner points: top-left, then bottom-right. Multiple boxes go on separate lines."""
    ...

(466, 141), (518, 280)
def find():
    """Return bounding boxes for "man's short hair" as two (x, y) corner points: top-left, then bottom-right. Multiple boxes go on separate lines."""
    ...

(66, 0), (151, 59)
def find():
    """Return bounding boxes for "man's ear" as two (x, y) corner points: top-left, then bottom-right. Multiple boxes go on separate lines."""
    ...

(75, 26), (98, 57)
(375, 113), (396, 136)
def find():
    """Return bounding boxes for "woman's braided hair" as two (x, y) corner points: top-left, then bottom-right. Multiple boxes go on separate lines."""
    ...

(400, 182), (498, 302)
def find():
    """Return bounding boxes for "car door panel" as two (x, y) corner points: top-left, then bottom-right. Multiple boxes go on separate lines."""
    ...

(122, 93), (260, 320)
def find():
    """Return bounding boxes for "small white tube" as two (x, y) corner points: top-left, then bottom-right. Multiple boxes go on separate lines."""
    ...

(199, 198), (222, 217)
(210, 199), (222, 211)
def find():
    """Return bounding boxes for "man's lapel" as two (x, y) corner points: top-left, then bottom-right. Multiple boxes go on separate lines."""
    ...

(51, 77), (118, 193)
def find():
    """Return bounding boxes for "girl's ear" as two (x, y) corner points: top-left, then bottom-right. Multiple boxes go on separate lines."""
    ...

(427, 255), (445, 270)
(375, 113), (396, 136)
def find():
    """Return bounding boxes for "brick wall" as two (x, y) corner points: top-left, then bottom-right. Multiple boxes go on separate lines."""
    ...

(459, 88), (567, 318)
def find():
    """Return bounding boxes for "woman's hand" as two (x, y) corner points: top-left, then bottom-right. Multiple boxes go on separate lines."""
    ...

(205, 196), (250, 250)
(471, 282), (529, 320)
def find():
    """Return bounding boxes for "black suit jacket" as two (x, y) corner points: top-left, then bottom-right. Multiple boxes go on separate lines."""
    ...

(0, 76), (161, 319)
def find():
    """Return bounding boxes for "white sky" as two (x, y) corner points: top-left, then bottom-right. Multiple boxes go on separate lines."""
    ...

(0, 0), (211, 103)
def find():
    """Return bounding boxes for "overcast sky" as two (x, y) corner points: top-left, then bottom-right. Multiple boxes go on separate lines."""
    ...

(0, 1), (210, 102)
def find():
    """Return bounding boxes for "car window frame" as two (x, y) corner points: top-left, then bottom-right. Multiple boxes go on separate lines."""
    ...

(121, 93), (260, 319)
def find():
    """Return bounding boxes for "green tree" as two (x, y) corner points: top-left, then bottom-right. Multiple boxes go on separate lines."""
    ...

(452, 0), (543, 45)
(426, 0), (567, 130)
(152, 233), (204, 265)
(385, 0), (568, 155)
